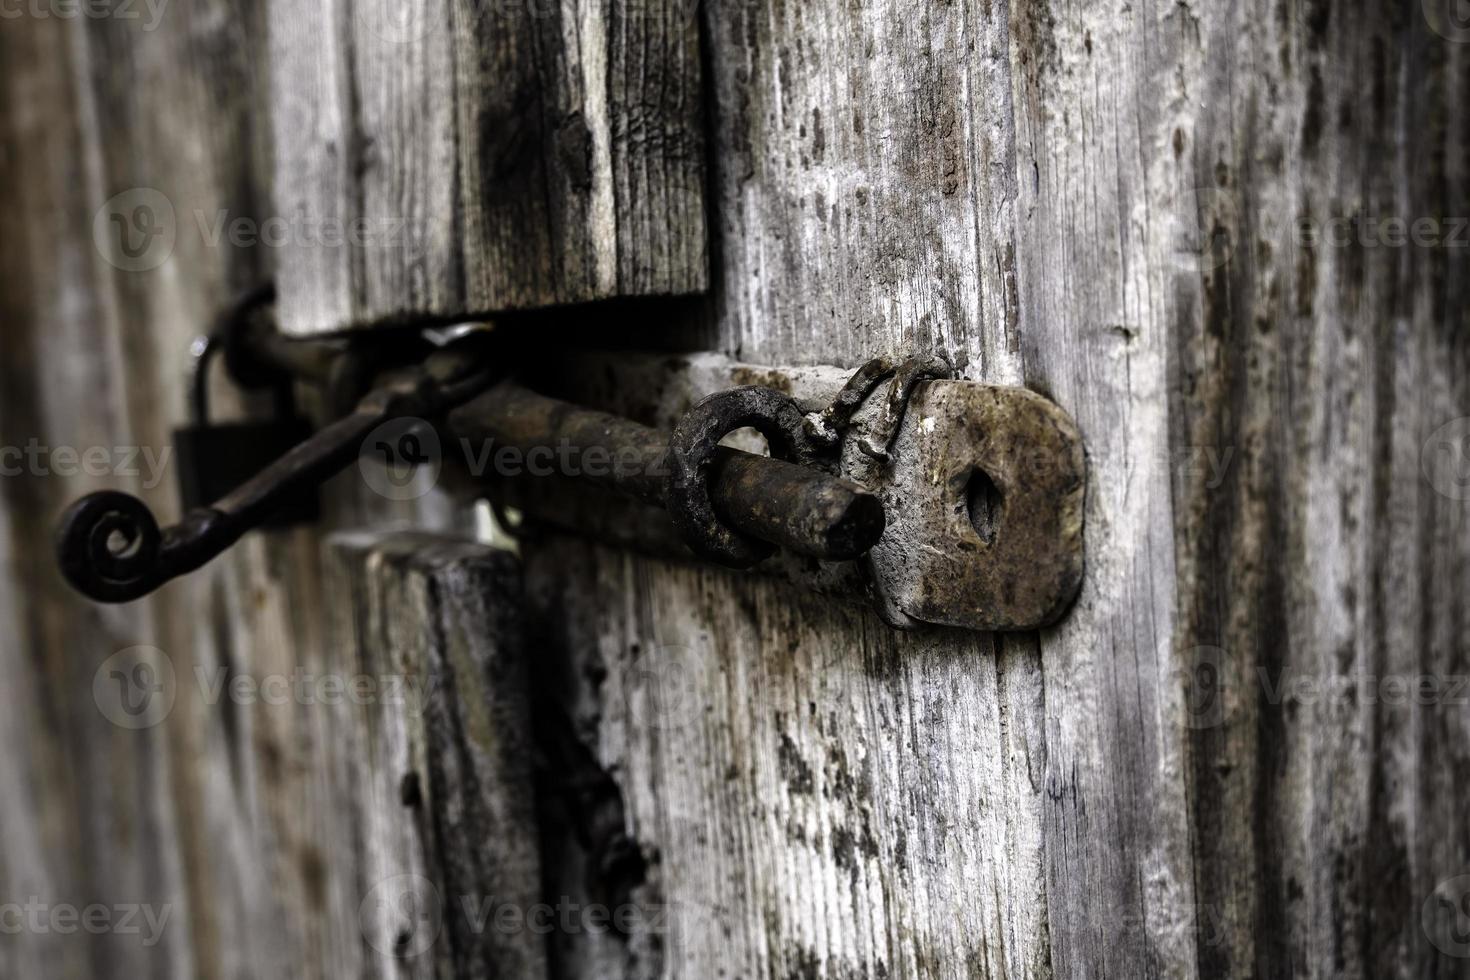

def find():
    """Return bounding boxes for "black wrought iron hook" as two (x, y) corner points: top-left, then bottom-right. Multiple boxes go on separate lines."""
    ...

(56, 332), (501, 603)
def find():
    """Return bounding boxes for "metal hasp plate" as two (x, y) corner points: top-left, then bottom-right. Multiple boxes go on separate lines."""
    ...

(510, 352), (1087, 633)
(863, 379), (1085, 632)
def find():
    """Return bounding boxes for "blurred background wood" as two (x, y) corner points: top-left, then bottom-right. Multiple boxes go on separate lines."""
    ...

(0, 4), (483, 977)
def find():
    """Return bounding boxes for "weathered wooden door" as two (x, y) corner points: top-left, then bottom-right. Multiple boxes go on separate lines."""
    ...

(3, 0), (1468, 977)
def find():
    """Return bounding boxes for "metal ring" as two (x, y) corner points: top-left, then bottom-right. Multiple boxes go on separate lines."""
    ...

(189, 282), (279, 425)
(802, 356), (895, 450)
(666, 386), (816, 568)
(216, 281), (281, 391)
(857, 354), (954, 463)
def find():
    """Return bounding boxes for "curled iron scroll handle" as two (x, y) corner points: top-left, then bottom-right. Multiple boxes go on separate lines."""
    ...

(56, 410), (386, 602)
(56, 337), (500, 604)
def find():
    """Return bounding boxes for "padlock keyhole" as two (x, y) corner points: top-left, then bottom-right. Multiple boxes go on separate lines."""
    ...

(966, 469), (1003, 544)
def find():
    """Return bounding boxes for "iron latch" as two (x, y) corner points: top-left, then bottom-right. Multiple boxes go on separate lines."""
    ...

(54, 293), (1086, 632)
(459, 352), (1087, 632)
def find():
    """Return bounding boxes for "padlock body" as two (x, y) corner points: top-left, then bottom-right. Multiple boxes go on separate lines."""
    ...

(174, 419), (320, 528)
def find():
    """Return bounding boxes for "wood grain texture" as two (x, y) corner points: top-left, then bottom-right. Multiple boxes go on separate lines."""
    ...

(0, 4), (312, 974)
(267, 0), (709, 335)
(0, 14), (174, 980)
(518, 0), (1470, 977)
(697, 0), (1027, 378)
(71, 4), (344, 975)
(325, 532), (544, 979)
(525, 542), (1051, 978)
(1007, 0), (1470, 976)
(5, 0), (1470, 978)
(0, 7), (489, 978)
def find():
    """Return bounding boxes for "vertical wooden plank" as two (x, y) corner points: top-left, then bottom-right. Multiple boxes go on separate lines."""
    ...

(519, 0), (1055, 976)
(1002, 0), (1208, 971)
(73, 2), (313, 974)
(699, 0), (1026, 378)
(1007, 0), (1470, 976)
(524, 540), (1052, 979)
(268, 0), (709, 336)
(0, 14), (179, 978)
(2, 5), (491, 978)
(327, 532), (545, 979)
